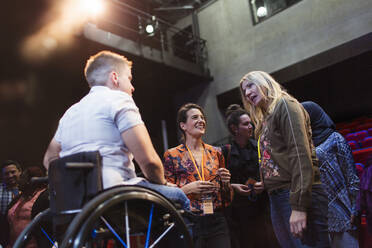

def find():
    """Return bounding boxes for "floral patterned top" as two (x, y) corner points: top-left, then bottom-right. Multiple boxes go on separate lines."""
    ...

(163, 143), (232, 214)
(260, 122), (280, 180)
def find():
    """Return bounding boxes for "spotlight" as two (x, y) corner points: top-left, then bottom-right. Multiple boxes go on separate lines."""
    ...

(145, 24), (155, 35)
(81, 0), (105, 16)
(144, 16), (158, 36)
(256, 6), (267, 18)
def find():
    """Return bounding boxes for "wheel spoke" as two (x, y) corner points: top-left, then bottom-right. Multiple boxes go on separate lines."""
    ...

(149, 223), (175, 248)
(125, 201), (130, 248)
(145, 204), (154, 248)
(100, 216), (127, 248)
(40, 227), (57, 248)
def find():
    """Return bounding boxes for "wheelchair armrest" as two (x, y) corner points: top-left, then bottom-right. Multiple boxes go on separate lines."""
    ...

(31, 177), (49, 184)
(65, 162), (95, 169)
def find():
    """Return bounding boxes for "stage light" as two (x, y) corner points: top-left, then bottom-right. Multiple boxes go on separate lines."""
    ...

(144, 16), (158, 36)
(145, 24), (155, 34)
(257, 6), (267, 18)
(21, 0), (106, 62)
(42, 37), (58, 50)
(81, 0), (105, 16)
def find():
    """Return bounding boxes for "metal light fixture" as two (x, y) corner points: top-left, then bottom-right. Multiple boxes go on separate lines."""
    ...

(256, 6), (267, 18)
(144, 16), (158, 37)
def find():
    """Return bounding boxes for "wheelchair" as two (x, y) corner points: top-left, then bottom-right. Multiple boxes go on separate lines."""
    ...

(13, 151), (193, 248)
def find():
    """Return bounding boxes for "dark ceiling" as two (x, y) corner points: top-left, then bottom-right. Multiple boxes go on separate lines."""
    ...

(0, 0), (209, 166)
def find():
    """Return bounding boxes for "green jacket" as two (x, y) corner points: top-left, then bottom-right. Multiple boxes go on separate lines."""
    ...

(260, 96), (320, 211)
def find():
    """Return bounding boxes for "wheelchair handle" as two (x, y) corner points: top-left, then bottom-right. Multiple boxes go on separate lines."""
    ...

(30, 177), (48, 184)
(65, 162), (95, 169)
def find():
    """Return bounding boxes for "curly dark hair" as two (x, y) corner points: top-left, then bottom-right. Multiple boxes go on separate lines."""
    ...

(225, 104), (250, 136)
(18, 166), (47, 199)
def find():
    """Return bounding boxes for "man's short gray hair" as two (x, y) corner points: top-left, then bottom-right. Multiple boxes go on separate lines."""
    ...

(84, 51), (132, 87)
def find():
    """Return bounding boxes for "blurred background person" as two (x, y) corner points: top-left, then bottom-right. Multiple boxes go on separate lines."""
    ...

(0, 160), (22, 247)
(163, 103), (233, 248)
(0, 160), (22, 216)
(6, 165), (47, 248)
(240, 71), (329, 247)
(221, 104), (279, 248)
(302, 101), (360, 248)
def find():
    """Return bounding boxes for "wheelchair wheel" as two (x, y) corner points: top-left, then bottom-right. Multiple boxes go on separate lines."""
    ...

(13, 209), (56, 248)
(61, 185), (193, 248)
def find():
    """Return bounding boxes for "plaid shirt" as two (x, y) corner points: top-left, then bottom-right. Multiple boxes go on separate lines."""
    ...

(316, 132), (360, 232)
(0, 183), (19, 215)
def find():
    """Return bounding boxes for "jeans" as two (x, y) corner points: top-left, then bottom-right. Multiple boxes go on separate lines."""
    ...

(269, 185), (330, 248)
(136, 179), (190, 210)
(329, 230), (359, 248)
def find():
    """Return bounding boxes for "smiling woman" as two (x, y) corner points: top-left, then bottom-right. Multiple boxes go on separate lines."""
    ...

(163, 103), (233, 248)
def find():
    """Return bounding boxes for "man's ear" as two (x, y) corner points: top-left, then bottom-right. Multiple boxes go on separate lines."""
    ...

(110, 71), (119, 87)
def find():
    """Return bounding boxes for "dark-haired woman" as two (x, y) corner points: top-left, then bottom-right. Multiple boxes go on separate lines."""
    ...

(6, 166), (47, 248)
(163, 103), (233, 248)
(302, 101), (360, 248)
(222, 104), (279, 248)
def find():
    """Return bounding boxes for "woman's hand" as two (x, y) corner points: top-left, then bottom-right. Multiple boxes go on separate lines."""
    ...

(217, 168), (231, 183)
(289, 210), (307, 238)
(181, 181), (217, 195)
(231, 183), (252, 196)
(253, 181), (264, 194)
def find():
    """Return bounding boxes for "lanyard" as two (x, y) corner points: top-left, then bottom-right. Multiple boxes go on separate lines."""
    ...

(186, 145), (205, 181)
(257, 136), (264, 182)
(257, 136), (261, 165)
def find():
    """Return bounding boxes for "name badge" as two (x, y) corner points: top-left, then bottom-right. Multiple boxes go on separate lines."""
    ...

(202, 196), (214, 215)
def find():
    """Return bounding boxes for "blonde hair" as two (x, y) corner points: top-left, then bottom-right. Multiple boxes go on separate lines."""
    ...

(84, 50), (132, 87)
(239, 71), (294, 138)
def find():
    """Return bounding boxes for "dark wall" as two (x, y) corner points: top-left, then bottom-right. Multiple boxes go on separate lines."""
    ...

(282, 50), (372, 123)
(217, 50), (372, 124)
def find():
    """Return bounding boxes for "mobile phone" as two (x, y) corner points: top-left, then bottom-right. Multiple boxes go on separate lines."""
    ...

(245, 178), (257, 190)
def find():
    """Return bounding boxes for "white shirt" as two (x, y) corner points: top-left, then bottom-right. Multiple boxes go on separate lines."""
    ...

(54, 86), (144, 188)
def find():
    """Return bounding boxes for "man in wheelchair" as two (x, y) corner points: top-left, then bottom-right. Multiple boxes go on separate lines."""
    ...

(43, 50), (189, 210)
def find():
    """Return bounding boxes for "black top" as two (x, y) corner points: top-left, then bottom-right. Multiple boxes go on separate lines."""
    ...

(222, 140), (269, 215)
(302, 101), (335, 147)
(224, 140), (260, 184)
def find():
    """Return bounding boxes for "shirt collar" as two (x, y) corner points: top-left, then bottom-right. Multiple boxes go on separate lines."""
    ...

(89, 85), (132, 98)
(89, 85), (111, 93)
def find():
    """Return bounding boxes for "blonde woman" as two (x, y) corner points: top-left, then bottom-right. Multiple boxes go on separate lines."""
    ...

(240, 71), (329, 248)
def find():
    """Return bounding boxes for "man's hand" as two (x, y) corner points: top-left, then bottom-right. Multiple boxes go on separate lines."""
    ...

(253, 181), (264, 194)
(231, 184), (252, 196)
(181, 181), (217, 195)
(289, 210), (307, 238)
(217, 168), (231, 183)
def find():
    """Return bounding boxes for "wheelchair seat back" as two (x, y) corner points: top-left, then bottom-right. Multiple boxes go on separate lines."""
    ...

(49, 151), (102, 215)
